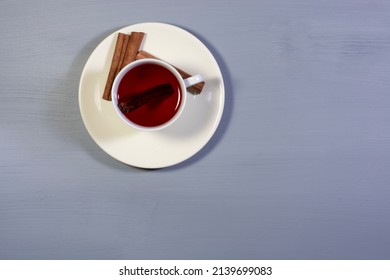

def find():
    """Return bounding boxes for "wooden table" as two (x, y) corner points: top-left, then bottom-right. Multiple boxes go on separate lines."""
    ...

(1, 0), (390, 259)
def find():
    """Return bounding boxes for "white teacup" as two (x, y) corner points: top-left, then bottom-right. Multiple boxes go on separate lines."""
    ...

(112, 58), (203, 132)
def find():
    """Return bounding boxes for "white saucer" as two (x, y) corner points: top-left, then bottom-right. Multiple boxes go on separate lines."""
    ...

(79, 22), (225, 168)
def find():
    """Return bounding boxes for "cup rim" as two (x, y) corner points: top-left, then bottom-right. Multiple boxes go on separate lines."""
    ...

(111, 58), (187, 132)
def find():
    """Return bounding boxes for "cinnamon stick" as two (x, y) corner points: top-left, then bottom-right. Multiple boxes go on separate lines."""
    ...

(119, 83), (175, 114)
(135, 50), (205, 95)
(102, 32), (145, 101)
(118, 32), (145, 73)
(114, 34), (131, 77)
(102, 33), (128, 101)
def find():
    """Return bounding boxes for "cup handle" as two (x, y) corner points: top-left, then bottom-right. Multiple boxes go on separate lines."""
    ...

(183, 74), (204, 88)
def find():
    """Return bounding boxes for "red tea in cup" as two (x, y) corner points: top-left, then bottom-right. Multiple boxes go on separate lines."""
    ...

(112, 58), (203, 131)
(117, 62), (182, 127)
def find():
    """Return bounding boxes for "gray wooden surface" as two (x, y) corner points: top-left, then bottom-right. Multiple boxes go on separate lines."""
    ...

(1, 0), (390, 259)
